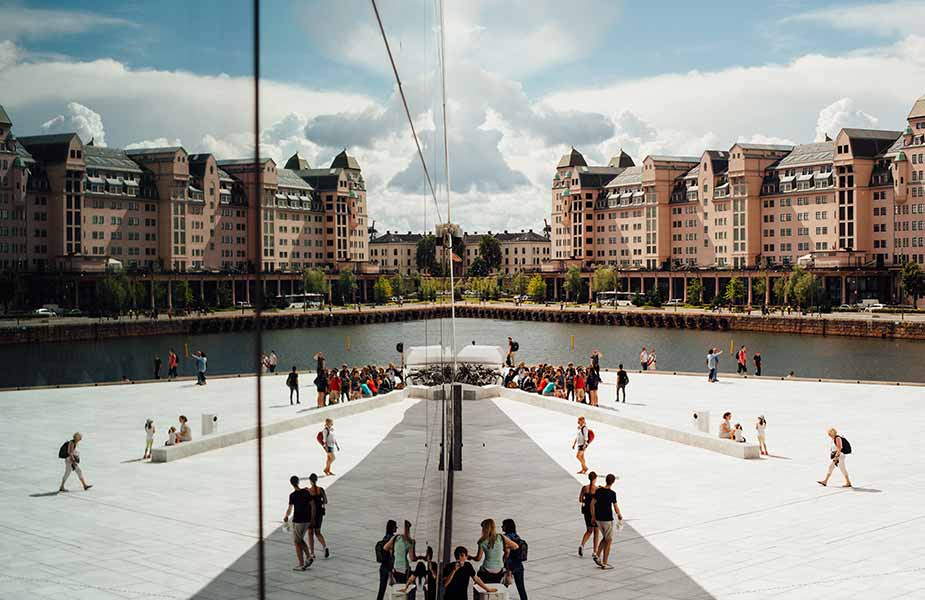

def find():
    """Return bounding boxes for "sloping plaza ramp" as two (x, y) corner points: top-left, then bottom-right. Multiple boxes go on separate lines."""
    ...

(191, 398), (712, 600)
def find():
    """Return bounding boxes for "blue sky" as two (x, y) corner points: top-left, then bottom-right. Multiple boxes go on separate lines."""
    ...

(1, 0), (923, 232)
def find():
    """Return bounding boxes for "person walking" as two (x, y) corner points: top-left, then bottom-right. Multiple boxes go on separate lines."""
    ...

(736, 345), (748, 375)
(307, 473), (330, 559)
(571, 416), (591, 474)
(578, 471), (600, 563)
(268, 350), (279, 373)
(287, 366), (300, 405)
(167, 348), (178, 379)
(639, 347), (648, 371)
(590, 473), (623, 570)
(753, 351), (762, 376)
(59, 432), (92, 492)
(193, 351), (207, 385)
(321, 418), (339, 476)
(756, 416), (768, 456)
(153, 355), (162, 379)
(501, 519), (527, 600)
(818, 428), (853, 488)
(283, 475), (313, 570)
(384, 519), (417, 586)
(143, 419), (155, 460)
(616, 364), (629, 403)
(313, 352), (328, 408)
(442, 547), (497, 600)
(376, 520), (398, 600)
(707, 347), (722, 382)
(472, 518), (519, 599)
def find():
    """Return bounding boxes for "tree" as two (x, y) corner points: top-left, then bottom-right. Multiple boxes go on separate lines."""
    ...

(723, 276), (746, 305)
(563, 266), (582, 302)
(338, 269), (357, 304)
(901, 260), (924, 307)
(415, 235), (439, 275)
(686, 278), (703, 305)
(591, 266), (618, 298)
(372, 275), (393, 304)
(466, 255), (489, 277)
(509, 272), (529, 297)
(526, 274), (546, 301)
(645, 286), (662, 307)
(752, 276), (767, 304)
(303, 267), (328, 295)
(216, 281), (233, 308)
(98, 275), (127, 316)
(478, 235), (502, 272)
(420, 277), (438, 302)
(773, 276), (788, 305)
(174, 281), (193, 310)
(390, 273), (406, 297)
(791, 270), (819, 309)
(479, 276), (500, 300)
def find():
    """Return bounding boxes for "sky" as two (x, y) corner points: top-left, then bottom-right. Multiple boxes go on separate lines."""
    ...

(1, 0), (924, 234)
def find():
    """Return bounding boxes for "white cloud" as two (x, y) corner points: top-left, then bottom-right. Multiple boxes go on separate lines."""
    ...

(785, 1), (925, 37)
(0, 39), (18, 70)
(814, 98), (879, 141)
(41, 102), (107, 145)
(737, 133), (796, 147)
(0, 5), (134, 40)
(124, 137), (183, 150)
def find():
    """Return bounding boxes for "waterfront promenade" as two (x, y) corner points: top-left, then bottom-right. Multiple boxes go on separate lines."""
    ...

(1, 373), (923, 598)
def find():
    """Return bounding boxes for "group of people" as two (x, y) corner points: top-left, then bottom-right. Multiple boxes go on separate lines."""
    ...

(284, 473), (330, 570)
(260, 351), (279, 373)
(638, 347), (657, 370)
(304, 352), (405, 408)
(377, 518), (528, 600)
(718, 412), (769, 454)
(151, 348), (207, 384)
(577, 472), (624, 570)
(502, 351), (604, 406)
(707, 345), (763, 382)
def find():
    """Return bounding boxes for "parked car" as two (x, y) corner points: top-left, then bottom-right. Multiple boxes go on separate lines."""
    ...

(235, 301), (252, 309)
(65, 308), (83, 317)
(863, 303), (887, 312)
(665, 299), (684, 306)
(33, 308), (56, 317)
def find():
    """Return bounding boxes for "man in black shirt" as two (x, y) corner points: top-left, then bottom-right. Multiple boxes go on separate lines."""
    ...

(283, 475), (313, 570)
(590, 473), (623, 570)
(442, 546), (497, 600)
(616, 364), (629, 403)
(376, 520), (398, 600)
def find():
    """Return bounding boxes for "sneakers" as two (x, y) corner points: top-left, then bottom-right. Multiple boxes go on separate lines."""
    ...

(578, 546), (584, 557)
(324, 548), (330, 559)
(592, 555), (601, 566)
(305, 556), (314, 568)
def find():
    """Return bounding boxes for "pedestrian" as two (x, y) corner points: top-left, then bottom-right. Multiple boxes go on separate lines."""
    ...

(707, 347), (722, 382)
(578, 471), (600, 563)
(287, 366), (300, 405)
(472, 518), (519, 599)
(340, 365), (351, 403)
(737, 345), (747, 374)
(321, 418), (339, 476)
(384, 519), (417, 586)
(167, 348), (178, 379)
(153, 355), (162, 379)
(501, 519), (528, 600)
(565, 363), (576, 402)
(586, 353), (601, 407)
(313, 352), (328, 408)
(269, 350), (278, 373)
(756, 416), (768, 455)
(719, 412), (734, 440)
(442, 547), (497, 600)
(639, 347), (648, 371)
(571, 416), (591, 474)
(283, 475), (313, 570)
(58, 432), (92, 492)
(575, 367), (586, 404)
(376, 520), (398, 600)
(818, 428), (853, 488)
(506, 337), (517, 367)
(616, 364), (629, 403)
(753, 351), (762, 376)
(590, 473), (623, 570)
(328, 370), (341, 405)
(403, 546), (438, 600)
(193, 351), (207, 385)
(646, 348), (657, 371)
(307, 473), (330, 559)
(143, 419), (155, 460)
(177, 415), (192, 442)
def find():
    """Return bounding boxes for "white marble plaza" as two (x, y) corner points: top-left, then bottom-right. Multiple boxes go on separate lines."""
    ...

(1, 372), (923, 599)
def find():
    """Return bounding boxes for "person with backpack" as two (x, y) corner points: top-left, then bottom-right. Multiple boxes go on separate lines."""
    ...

(59, 432), (92, 492)
(319, 418), (339, 476)
(616, 364), (629, 403)
(283, 475), (313, 570)
(287, 366), (300, 405)
(383, 519), (418, 586)
(307, 473), (330, 560)
(472, 518), (519, 599)
(578, 471), (600, 562)
(501, 519), (528, 600)
(376, 520), (398, 600)
(571, 416), (592, 474)
(818, 428), (853, 488)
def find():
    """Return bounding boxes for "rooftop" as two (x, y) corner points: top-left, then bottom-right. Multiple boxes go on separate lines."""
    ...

(276, 167), (313, 191)
(557, 147), (588, 169)
(777, 141), (835, 168)
(83, 145), (143, 174)
(370, 231), (424, 244)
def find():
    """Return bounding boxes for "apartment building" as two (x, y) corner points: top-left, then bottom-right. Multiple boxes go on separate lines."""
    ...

(461, 230), (551, 275)
(551, 94), (925, 272)
(369, 231), (422, 275)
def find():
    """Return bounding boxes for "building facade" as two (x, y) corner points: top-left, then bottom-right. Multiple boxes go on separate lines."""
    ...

(369, 231), (422, 276)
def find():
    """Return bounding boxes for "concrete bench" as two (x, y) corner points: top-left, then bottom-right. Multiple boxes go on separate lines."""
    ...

(150, 389), (408, 463)
(475, 588), (509, 600)
(500, 388), (761, 459)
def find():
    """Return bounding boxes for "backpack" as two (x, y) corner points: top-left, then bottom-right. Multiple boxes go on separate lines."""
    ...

(618, 371), (629, 386)
(511, 341), (519, 352)
(58, 441), (70, 459)
(515, 537), (528, 562)
(587, 429), (595, 444)
(839, 436), (852, 454)
(316, 430), (326, 446)
(374, 539), (388, 563)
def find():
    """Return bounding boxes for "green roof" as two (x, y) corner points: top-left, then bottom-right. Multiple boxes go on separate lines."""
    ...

(0, 104), (11, 126)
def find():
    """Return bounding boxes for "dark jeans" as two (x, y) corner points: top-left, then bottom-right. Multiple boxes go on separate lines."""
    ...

(737, 363), (746, 374)
(566, 386), (574, 401)
(168, 366), (177, 378)
(197, 371), (206, 385)
(641, 363), (647, 371)
(376, 565), (391, 600)
(290, 387), (299, 404)
(755, 364), (762, 376)
(617, 384), (626, 402)
(708, 368), (717, 382)
(509, 567), (527, 600)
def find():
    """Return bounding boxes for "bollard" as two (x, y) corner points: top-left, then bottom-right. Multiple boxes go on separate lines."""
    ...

(346, 335), (351, 351)
(570, 334), (574, 352)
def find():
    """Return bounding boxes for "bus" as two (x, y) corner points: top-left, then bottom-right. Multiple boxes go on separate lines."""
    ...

(596, 291), (634, 307)
(277, 293), (325, 309)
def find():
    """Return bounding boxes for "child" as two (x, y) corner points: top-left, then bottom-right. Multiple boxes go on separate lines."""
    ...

(165, 426), (177, 446)
(144, 419), (155, 459)
(756, 416), (768, 455)
(733, 423), (746, 443)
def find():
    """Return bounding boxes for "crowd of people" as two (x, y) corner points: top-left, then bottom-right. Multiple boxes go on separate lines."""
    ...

(501, 351), (604, 405)
(307, 352), (406, 408)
